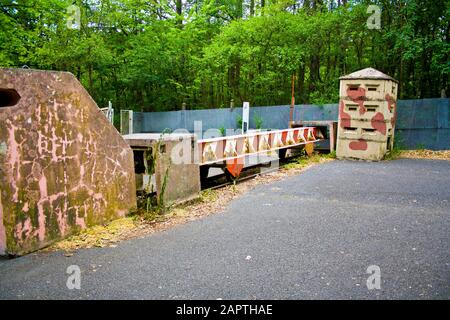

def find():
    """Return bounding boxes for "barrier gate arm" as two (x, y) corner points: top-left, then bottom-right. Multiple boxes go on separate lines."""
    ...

(198, 127), (321, 177)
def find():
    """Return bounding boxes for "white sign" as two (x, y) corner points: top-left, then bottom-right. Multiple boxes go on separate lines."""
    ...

(242, 102), (250, 133)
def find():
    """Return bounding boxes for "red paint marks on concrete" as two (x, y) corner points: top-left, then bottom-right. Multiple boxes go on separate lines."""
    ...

(359, 105), (366, 115)
(38, 174), (48, 198)
(385, 94), (395, 112)
(391, 111), (397, 128)
(37, 174), (48, 241)
(15, 217), (33, 244)
(347, 86), (366, 101)
(371, 112), (387, 135)
(349, 139), (368, 150)
(7, 121), (21, 202)
(75, 208), (86, 229)
(386, 93), (397, 128)
(339, 101), (351, 128)
(347, 87), (367, 115)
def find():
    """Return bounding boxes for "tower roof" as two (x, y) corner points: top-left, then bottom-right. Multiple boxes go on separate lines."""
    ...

(340, 67), (398, 83)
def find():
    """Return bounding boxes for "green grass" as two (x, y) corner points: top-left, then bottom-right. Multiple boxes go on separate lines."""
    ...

(383, 147), (403, 160)
(282, 152), (333, 170)
(199, 189), (218, 202)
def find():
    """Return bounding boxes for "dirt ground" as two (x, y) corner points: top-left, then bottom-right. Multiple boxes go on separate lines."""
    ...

(398, 149), (450, 161)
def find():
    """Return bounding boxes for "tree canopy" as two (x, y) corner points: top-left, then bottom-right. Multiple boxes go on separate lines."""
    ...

(1, 0), (449, 112)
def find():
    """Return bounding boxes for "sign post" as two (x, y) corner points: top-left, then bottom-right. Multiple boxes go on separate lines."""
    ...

(242, 101), (250, 134)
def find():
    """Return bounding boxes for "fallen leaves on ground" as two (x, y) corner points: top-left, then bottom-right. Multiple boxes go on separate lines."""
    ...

(398, 150), (450, 161)
(49, 217), (137, 253)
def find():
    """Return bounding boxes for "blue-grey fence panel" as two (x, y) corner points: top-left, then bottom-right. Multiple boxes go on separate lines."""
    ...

(250, 105), (290, 129)
(132, 98), (449, 150)
(294, 104), (339, 122)
(397, 99), (439, 129)
(396, 99), (449, 150)
(134, 110), (183, 133)
(184, 108), (243, 132)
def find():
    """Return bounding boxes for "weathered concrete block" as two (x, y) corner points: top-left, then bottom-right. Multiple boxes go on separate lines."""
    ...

(123, 133), (201, 206)
(0, 68), (136, 255)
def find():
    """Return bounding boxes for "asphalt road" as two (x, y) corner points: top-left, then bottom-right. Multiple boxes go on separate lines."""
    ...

(1, 159), (449, 299)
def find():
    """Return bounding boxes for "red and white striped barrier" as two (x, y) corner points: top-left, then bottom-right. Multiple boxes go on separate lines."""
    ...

(198, 127), (320, 177)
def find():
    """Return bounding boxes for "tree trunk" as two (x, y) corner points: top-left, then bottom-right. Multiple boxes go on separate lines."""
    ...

(176, 0), (182, 27)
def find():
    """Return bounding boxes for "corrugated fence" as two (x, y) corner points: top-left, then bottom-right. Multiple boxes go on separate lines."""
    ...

(132, 98), (449, 150)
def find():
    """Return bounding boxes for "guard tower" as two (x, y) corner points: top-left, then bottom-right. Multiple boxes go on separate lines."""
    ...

(336, 68), (398, 161)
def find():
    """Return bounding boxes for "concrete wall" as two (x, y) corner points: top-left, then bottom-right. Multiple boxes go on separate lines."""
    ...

(0, 68), (136, 255)
(133, 99), (449, 150)
(123, 133), (201, 206)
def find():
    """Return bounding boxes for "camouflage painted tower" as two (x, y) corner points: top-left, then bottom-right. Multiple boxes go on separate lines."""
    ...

(336, 68), (398, 161)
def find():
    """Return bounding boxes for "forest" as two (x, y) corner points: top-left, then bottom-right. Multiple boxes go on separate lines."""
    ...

(1, 0), (449, 112)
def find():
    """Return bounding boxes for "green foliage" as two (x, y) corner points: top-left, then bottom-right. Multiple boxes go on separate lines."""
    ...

(1, 0), (448, 113)
(158, 167), (170, 210)
(327, 151), (336, 159)
(236, 115), (243, 129)
(199, 189), (218, 203)
(383, 147), (403, 161)
(254, 115), (263, 129)
(282, 152), (327, 170)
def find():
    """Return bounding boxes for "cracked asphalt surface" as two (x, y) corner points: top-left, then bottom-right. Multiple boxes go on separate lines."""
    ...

(0, 159), (449, 299)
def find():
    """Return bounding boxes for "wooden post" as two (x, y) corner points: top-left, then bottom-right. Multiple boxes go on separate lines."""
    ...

(289, 74), (296, 128)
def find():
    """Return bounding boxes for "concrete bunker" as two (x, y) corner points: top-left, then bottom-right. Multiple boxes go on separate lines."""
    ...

(0, 68), (136, 256)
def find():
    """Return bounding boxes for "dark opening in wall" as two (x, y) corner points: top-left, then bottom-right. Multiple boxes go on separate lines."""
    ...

(347, 104), (358, 111)
(366, 105), (378, 112)
(133, 150), (146, 174)
(0, 89), (21, 107)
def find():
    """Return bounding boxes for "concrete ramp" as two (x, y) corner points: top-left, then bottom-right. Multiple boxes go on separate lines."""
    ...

(0, 68), (136, 255)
